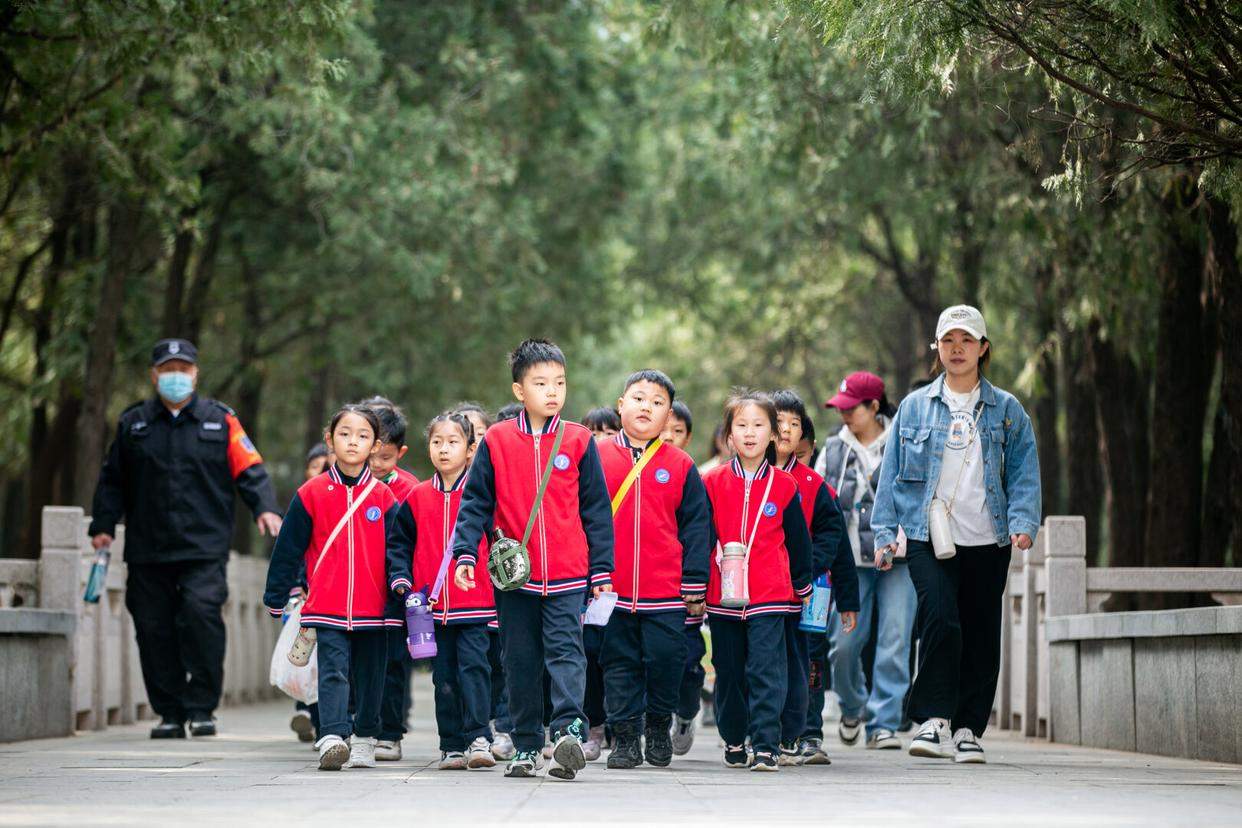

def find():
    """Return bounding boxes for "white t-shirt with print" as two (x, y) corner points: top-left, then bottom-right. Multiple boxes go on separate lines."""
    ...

(934, 384), (994, 546)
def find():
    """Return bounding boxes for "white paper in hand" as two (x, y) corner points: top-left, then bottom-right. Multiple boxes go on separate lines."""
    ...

(583, 591), (618, 626)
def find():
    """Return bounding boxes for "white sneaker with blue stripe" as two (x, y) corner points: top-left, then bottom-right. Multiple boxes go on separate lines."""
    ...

(953, 728), (986, 763)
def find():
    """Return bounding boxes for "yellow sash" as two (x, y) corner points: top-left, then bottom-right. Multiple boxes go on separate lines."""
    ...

(610, 438), (664, 515)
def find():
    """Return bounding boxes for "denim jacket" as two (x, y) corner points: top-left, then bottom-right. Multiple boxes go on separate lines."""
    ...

(871, 374), (1041, 550)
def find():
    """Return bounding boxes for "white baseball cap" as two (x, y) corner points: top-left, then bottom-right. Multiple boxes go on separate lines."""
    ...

(934, 304), (987, 343)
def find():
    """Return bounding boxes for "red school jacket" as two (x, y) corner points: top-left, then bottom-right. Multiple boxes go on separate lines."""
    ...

(388, 472), (495, 625)
(702, 458), (814, 620)
(263, 465), (400, 630)
(599, 434), (711, 613)
(451, 412), (615, 596)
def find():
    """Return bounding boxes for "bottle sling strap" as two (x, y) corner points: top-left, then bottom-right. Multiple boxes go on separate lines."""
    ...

(610, 438), (663, 515)
(943, 398), (987, 518)
(312, 477), (379, 579)
(429, 531), (455, 603)
(715, 467), (776, 604)
(520, 421), (565, 548)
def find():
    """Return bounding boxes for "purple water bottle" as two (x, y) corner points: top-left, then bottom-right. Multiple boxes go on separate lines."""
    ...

(405, 589), (437, 659)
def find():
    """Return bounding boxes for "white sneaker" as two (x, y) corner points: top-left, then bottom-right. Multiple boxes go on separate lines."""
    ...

(345, 735), (377, 768)
(491, 731), (516, 761)
(953, 728), (986, 764)
(908, 719), (954, 759)
(670, 715), (696, 756)
(439, 751), (467, 770)
(374, 739), (402, 761)
(467, 737), (497, 769)
(866, 728), (902, 750)
(316, 735), (349, 771)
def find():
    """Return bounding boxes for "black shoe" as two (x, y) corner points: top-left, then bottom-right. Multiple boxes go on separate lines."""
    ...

(643, 714), (673, 767)
(150, 720), (185, 739)
(606, 722), (643, 769)
(188, 717), (217, 737)
(749, 751), (779, 771)
(723, 744), (749, 768)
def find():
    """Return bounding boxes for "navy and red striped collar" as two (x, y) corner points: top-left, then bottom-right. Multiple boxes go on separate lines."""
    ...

(730, 456), (771, 479)
(778, 455), (798, 473)
(613, 431), (659, 457)
(328, 464), (373, 487)
(432, 471), (468, 493)
(517, 410), (562, 436)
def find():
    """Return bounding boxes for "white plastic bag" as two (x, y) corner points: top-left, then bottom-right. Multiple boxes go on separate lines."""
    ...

(270, 605), (318, 704)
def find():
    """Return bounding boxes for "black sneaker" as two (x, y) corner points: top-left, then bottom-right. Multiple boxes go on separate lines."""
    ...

(606, 722), (642, 769)
(150, 720), (185, 739)
(723, 744), (749, 768)
(547, 718), (587, 780)
(778, 740), (802, 766)
(749, 751), (779, 771)
(505, 750), (541, 778)
(643, 714), (673, 767)
(188, 717), (217, 737)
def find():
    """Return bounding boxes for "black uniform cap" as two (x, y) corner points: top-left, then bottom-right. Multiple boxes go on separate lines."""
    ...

(152, 338), (198, 366)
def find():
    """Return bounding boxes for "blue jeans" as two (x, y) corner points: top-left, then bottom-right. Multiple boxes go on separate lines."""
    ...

(827, 564), (916, 735)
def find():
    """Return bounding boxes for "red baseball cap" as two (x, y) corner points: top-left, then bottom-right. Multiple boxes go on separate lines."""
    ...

(825, 371), (886, 409)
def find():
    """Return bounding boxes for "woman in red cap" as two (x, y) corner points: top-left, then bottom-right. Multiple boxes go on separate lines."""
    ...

(811, 373), (914, 753)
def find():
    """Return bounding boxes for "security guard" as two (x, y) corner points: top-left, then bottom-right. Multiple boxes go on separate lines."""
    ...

(89, 339), (282, 738)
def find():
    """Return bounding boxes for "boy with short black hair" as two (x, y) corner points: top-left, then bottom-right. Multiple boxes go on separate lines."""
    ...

(662, 401), (693, 450)
(659, 400), (714, 754)
(597, 370), (710, 768)
(452, 338), (615, 781)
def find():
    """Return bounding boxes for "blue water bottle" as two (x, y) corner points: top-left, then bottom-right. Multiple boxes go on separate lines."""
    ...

(799, 573), (832, 633)
(83, 546), (111, 604)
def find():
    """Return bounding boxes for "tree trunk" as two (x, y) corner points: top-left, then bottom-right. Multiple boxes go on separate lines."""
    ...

(230, 243), (264, 557)
(1086, 317), (1149, 571)
(1141, 178), (1212, 582)
(162, 224), (194, 337)
(1033, 264), (1062, 515)
(1063, 326), (1104, 563)
(74, 198), (153, 508)
(1204, 196), (1241, 566)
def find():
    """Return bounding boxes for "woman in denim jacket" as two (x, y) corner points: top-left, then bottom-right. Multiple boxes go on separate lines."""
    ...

(871, 305), (1041, 765)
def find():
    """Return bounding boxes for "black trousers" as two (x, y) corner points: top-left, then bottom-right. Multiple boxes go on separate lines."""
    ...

(125, 559), (228, 722)
(600, 611), (686, 725)
(487, 629), (512, 731)
(677, 622), (707, 720)
(711, 614), (787, 754)
(779, 614), (809, 744)
(378, 626), (412, 741)
(582, 623), (607, 729)
(905, 539), (1011, 736)
(317, 627), (386, 739)
(803, 626), (829, 738)
(431, 623), (493, 751)
(496, 589), (587, 752)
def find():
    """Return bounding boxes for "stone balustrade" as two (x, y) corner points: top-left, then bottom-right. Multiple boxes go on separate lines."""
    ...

(0, 506), (280, 742)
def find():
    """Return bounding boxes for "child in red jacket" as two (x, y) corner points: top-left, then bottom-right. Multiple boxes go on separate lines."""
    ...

(264, 404), (403, 771)
(703, 390), (814, 771)
(598, 370), (710, 769)
(388, 413), (497, 771)
(451, 339), (615, 781)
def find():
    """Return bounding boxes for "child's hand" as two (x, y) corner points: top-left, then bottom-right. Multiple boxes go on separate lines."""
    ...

(455, 564), (476, 591)
(840, 611), (858, 633)
(394, 585), (407, 596)
(592, 583), (613, 598)
(1010, 533), (1033, 551)
(684, 596), (705, 617)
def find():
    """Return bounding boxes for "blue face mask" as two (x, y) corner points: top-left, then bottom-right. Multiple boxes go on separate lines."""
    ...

(157, 371), (195, 404)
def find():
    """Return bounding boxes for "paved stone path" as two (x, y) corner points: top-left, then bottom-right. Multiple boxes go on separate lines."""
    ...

(1, 673), (1240, 826)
